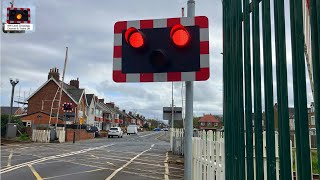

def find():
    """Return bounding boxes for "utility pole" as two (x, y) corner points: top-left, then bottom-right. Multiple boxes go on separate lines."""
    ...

(184, 1), (195, 180)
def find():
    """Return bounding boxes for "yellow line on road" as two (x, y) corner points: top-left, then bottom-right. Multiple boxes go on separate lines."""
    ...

(7, 150), (13, 167)
(164, 152), (169, 180)
(28, 164), (43, 180)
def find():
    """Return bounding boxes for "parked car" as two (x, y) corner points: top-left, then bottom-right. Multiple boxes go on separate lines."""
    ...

(153, 128), (161, 131)
(163, 128), (169, 131)
(86, 126), (100, 137)
(127, 125), (138, 135)
(108, 127), (123, 138)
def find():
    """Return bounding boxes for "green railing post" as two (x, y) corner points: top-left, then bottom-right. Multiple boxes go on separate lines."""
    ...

(222, 0), (233, 179)
(262, 0), (276, 179)
(273, 0), (293, 179)
(290, 0), (312, 179)
(310, 0), (320, 175)
(252, 0), (264, 179)
(243, 0), (254, 178)
(237, 0), (245, 178)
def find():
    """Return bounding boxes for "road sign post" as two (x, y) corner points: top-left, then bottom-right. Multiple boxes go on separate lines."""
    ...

(185, 1), (195, 180)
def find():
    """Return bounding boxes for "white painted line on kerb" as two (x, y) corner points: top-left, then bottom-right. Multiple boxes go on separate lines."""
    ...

(105, 144), (155, 180)
(28, 164), (43, 180)
(139, 132), (160, 138)
(164, 152), (169, 180)
(0, 144), (114, 174)
(7, 150), (13, 167)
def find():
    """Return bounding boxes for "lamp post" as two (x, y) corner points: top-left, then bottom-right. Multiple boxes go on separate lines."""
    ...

(8, 78), (19, 123)
(6, 78), (19, 138)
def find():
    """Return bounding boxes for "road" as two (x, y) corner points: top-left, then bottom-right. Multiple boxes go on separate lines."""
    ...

(0, 131), (184, 180)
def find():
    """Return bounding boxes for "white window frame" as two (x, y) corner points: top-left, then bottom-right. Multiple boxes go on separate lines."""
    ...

(26, 122), (32, 127)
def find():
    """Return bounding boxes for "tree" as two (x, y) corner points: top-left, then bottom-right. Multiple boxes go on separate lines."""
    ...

(143, 123), (149, 129)
(193, 117), (200, 128)
(1, 114), (24, 137)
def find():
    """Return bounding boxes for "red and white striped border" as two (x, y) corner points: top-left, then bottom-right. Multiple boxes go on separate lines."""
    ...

(62, 102), (73, 112)
(113, 16), (209, 83)
(6, 7), (31, 24)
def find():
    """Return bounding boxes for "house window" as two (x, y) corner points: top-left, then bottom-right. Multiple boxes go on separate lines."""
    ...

(214, 123), (218, 126)
(311, 116), (315, 126)
(26, 122), (32, 127)
(91, 108), (94, 115)
(115, 114), (119, 119)
(207, 122), (212, 126)
(200, 122), (205, 126)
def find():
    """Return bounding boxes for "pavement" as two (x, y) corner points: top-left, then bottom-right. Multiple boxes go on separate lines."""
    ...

(0, 131), (184, 180)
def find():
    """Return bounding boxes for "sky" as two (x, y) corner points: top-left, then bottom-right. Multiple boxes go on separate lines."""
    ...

(0, 0), (314, 120)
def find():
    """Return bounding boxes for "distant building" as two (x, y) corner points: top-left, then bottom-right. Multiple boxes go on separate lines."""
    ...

(198, 114), (223, 131)
(21, 68), (88, 126)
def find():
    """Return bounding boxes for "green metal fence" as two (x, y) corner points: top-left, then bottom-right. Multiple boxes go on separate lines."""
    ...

(222, 0), (320, 179)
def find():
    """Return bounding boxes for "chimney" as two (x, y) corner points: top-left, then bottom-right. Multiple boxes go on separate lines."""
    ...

(99, 99), (104, 103)
(122, 110), (126, 113)
(95, 96), (99, 102)
(70, 78), (79, 89)
(129, 111), (132, 115)
(48, 67), (60, 81)
(106, 102), (115, 108)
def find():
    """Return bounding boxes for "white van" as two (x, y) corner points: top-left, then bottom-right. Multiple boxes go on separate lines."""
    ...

(127, 125), (138, 135)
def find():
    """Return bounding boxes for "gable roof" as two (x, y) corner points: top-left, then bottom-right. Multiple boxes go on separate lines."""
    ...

(86, 94), (94, 106)
(26, 77), (85, 105)
(199, 114), (221, 123)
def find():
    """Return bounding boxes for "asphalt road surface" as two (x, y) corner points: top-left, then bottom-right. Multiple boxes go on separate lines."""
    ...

(0, 131), (184, 180)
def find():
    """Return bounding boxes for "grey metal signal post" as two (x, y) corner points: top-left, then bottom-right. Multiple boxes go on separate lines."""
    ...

(184, 1), (195, 180)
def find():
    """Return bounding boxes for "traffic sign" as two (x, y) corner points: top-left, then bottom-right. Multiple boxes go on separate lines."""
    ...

(163, 107), (183, 120)
(62, 102), (73, 112)
(113, 16), (209, 83)
(6, 7), (31, 24)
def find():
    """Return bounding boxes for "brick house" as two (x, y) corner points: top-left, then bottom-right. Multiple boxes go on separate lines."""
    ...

(199, 114), (223, 130)
(21, 68), (88, 127)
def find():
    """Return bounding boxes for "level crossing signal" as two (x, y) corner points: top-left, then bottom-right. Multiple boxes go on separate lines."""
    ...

(6, 7), (31, 24)
(113, 16), (210, 83)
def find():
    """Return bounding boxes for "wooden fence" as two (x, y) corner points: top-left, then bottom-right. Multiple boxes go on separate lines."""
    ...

(32, 130), (50, 143)
(193, 130), (225, 180)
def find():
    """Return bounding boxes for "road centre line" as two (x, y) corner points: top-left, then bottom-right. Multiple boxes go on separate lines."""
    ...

(28, 164), (43, 180)
(0, 144), (114, 174)
(41, 158), (163, 180)
(105, 144), (155, 180)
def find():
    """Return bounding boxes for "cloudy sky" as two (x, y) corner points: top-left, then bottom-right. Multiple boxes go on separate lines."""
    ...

(0, 0), (314, 120)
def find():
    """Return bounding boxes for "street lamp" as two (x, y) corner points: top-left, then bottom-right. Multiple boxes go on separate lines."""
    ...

(8, 78), (19, 123)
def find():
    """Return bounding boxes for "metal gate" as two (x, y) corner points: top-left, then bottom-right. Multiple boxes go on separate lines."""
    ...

(222, 0), (319, 179)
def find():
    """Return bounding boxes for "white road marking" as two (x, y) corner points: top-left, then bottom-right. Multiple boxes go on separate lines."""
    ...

(164, 152), (169, 180)
(7, 150), (13, 167)
(139, 132), (160, 138)
(28, 164), (43, 180)
(105, 144), (155, 180)
(0, 144), (114, 174)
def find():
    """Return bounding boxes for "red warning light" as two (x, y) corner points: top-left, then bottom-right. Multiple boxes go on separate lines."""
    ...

(125, 27), (145, 49)
(170, 24), (190, 47)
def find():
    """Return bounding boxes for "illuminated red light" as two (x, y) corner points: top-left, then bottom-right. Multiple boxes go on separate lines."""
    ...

(125, 27), (145, 49)
(170, 25), (190, 47)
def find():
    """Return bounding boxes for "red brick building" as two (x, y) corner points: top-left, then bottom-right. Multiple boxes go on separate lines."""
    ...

(199, 114), (223, 130)
(21, 68), (88, 126)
